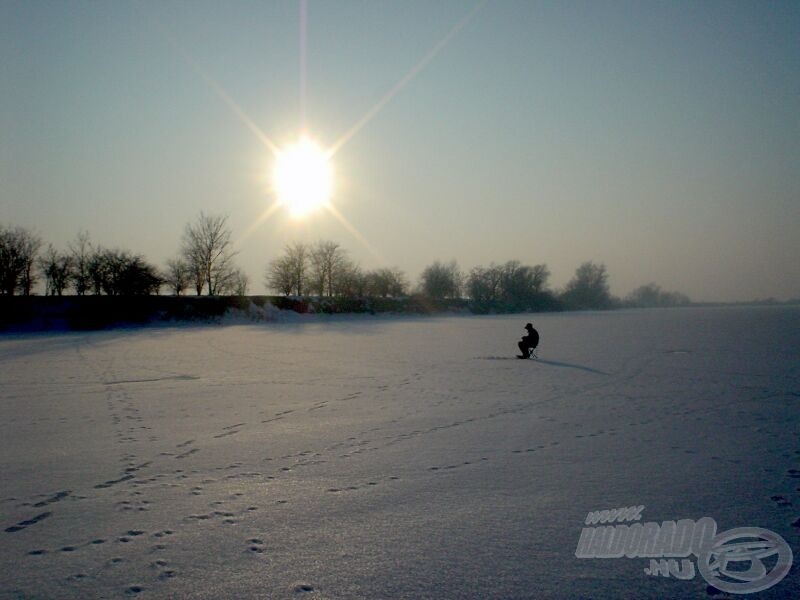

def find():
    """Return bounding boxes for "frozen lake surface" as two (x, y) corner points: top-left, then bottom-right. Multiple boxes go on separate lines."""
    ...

(1, 306), (798, 599)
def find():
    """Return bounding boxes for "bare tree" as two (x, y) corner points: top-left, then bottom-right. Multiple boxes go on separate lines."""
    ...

(529, 264), (550, 292)
(467, 261), (550, 312)
(114, 253), (162, 295)
(199, 262), (247, 296)
(625, 283), (690, 308)
(181, 213), (238, 295)
(69, 231), (92, 295)
(561, 261), (612, 310)
(419, 260), (462, 300)
(285, 242), (309, 296)
(266, 255), (295, 296)
(388, 267), (409, 297)
(0, 225), (41, 296)
(498, 261), (547, 309)
(19, 232), (41, 296)
(39, 244), (73, 296)
(231, 269), (249, 296)
(334, 261), (366, 297)
(266, 242), (308, 296)
(87, 248), (108, 295)
(83, 247), (161, 295)
(309, 240), (347, 298)
(365, 267), (409, 298)
(467, 263), (503, 307)
(164, 258), (190, 296)
(364, 270), (383, 298)
(1, 228), (22, 294)
(210, 257), (238, 296)
(190, 261), (204, 296)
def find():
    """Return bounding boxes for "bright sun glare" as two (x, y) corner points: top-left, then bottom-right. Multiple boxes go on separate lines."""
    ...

(272, 137), (333, 217)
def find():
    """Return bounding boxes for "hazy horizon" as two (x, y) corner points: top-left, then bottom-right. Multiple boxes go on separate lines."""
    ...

(2, 1), (799, 302)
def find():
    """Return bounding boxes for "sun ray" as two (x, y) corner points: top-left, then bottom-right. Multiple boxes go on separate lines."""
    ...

(235, 201), (283, 248)
(190, 62), (280, 156)
(328, 0), (487, 157)
(299, 0), (308, 129)
(324, 203), (386, 265)
(141, 6), (279, 155)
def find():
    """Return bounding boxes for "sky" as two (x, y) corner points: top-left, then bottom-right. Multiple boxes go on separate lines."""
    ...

(1, 0), (799, 302)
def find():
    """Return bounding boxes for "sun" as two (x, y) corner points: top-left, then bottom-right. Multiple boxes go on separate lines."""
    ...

(272, 136), (333, 217)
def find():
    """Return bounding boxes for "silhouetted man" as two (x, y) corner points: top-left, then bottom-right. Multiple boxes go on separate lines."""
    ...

(517, 322), (539, 359)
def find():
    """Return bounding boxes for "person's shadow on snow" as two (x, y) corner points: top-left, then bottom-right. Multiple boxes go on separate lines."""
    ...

(533, 358), (609, 375)
(477, 356), (608, 375)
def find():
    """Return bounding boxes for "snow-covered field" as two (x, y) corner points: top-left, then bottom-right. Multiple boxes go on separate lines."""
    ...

(1, 307), (798, 599)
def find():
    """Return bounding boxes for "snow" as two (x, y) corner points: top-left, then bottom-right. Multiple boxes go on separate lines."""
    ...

(0, 306), (798, 599)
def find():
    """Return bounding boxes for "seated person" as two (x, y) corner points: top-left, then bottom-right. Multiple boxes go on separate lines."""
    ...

(518, 322), (539, 358)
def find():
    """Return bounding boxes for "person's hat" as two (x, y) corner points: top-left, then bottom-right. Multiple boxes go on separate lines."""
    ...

(525, 323), (534, 330)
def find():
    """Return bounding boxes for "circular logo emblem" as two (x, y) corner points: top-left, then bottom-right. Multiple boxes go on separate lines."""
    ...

(697, 527), (793, 594)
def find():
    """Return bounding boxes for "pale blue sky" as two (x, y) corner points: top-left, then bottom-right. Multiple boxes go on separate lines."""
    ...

(2, 1), (798, 301)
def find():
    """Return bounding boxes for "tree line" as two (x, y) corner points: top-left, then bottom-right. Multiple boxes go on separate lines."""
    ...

(265, 241), (408, 299)
(0, 215), (246, 298)
(260, 225), (691, 311)
(1, 216), (691, 311)
(415, 259), (690, 311)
